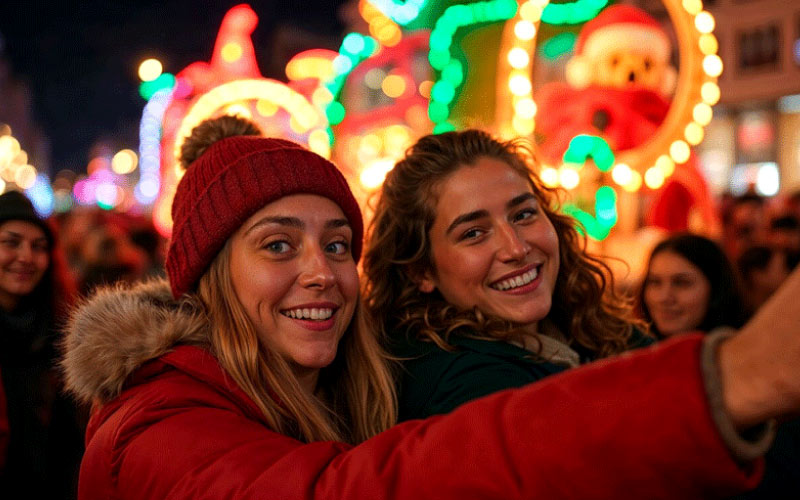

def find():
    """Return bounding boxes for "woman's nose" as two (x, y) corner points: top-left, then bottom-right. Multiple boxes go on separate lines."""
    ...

(496, 224), (530, 262)
(298, 246), (336, 289)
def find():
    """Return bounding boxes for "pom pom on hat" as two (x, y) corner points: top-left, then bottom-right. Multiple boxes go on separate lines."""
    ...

(166, 117), (363, 299)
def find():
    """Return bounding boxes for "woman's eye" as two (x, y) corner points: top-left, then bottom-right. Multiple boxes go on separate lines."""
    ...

(0, 239), (19, 249)
(326, 241), (349, 255)
(513, 208), (536, 222)
(460, 228), (484, 241)
(264, 240), (291, 253)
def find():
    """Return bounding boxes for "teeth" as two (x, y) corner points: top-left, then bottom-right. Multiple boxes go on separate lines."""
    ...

(492, 268), (539, 291)
(282, 308), (334, 320)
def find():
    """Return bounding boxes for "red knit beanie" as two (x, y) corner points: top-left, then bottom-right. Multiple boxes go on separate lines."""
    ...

(166, 135), (363, 298)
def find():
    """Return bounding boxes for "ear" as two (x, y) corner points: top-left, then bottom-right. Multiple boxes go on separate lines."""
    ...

(406, 265), (436, 293)
(417, 274), (435, 293)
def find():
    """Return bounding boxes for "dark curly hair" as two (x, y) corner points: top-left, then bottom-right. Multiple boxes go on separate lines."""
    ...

(363, 129), (642, 359)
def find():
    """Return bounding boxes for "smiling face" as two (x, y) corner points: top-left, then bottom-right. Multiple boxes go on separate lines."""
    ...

(643, 250), (712, 337)
(418, 157), (560, 332)
(228, 194), (359, 385)
(0, 220), (50, 311)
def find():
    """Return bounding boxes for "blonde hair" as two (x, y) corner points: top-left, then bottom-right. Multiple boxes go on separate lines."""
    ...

(363, 129), (644, 358)
(198, 242), (397, 444)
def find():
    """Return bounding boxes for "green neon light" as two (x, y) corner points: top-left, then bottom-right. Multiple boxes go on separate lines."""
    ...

(540, 32), (576, 60)
(139, 73), (175, 100)
(563, 134), (614, 171)
(561, 135), (618, 240)
(366, 0), (429, 26)
(427, 0), (518, 132)
(542, 0), (609, 26)
(322, 2), (430, 148)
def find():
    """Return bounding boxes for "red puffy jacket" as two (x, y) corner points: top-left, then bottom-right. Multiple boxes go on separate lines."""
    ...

(62, 280), (760, 499)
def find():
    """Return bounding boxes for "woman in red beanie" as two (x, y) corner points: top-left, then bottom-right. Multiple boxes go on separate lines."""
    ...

(62, 116), (800, 499)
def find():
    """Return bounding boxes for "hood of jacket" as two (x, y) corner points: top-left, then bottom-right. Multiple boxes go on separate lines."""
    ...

(61, 278), (211, 404)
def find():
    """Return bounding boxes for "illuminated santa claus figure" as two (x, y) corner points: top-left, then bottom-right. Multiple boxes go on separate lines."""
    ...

(537, 5), (677, 160)
(537, 4), (717, 234)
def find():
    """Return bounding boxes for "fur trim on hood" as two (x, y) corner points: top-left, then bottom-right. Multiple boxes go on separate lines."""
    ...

(61, 279), (211, 404)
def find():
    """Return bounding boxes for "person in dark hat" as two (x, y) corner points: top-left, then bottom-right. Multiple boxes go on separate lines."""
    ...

(0, 189), (81, 499)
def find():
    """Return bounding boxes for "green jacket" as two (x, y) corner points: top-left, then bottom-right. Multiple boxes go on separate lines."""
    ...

(394, 329), (652, 422)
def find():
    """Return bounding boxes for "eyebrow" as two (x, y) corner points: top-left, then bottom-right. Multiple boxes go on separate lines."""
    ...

(445, 192), (537, 235)
(244, 216), (350, 236)
(0, 230), (48, 243)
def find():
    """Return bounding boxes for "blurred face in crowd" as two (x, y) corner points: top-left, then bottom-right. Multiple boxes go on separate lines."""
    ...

(417, 158), (560, 333)
(0, 220), (50, 310)
(644, 250), (711, 336)
(228, 194), (359, 388)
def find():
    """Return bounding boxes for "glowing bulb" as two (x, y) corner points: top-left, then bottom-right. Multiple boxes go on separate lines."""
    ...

(312, 87), (333, 107)
(693, 103), (713, 125)
(512, 116), (534, 135)
(694, 12), (715, 34)
(418, 80), (434, 99)
(509, 75), (532, 96)
(520, 1), (542, 22)
(514, 21), (537, 41)
(656, 155), (676, 177)
(559, 167), (580, 190)
(224, 103), (252, 119)
(540, 167), (559, 187)
(138, 59), (163, 82)
(645, 167), (665, 189)
(701, 82), (721, 105)
(612, 164), (633, 186)
(221, 42), (243, 62)
(703, 55), (723, 77)
(308, 130), (331, 158)
(698, 34), (719, 55)
(507, 47), (530, 69)
(14, 165), (37, 189)
(360, 134), (383, 157)
(670, 140), (691, 164)
(256, 99), (278, 117)
(623, 171), (643, 193)
(682, 0), (702, 15)
(111, 149), (138, 175)
(360, 158), (395, 190)
(382, 74), (406, 98)
(684, 122), (705, 145)
(515, 98), (538, 119)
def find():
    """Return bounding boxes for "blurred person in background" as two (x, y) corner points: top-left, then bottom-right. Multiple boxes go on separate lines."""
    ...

(721, 193), (767, 262)
(77, 220), (147, 295)
(641, 233), (799, 499)
(766, 214), (800, 254)
(736, 245), (794, 317)
(0, 190), (83, 499)
(639, 233), (747, 339)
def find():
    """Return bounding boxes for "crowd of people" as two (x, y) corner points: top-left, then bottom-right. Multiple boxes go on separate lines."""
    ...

(2, 115), (800, 499)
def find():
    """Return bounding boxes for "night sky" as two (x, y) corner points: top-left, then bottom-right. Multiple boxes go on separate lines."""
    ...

(0, 1), (348, 172)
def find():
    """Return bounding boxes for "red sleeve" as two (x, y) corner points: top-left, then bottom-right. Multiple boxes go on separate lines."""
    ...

(82, 334), (760, 500)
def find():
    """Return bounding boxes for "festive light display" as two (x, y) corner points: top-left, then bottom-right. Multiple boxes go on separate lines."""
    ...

(610, 0), (722, 187)
(428, 0), (519, 133)
(541, 0), (608, 25)
(560, 135), (618, 240)
(145, 4), (333, 236)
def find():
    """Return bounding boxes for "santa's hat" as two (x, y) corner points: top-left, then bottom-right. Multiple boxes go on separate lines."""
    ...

(566, 5), (672, 89)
